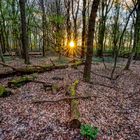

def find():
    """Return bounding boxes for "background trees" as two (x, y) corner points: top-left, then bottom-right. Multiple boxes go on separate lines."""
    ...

(0, 0), (140, 78)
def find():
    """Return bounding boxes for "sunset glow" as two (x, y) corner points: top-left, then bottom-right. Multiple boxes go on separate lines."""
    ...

(69, 41), (75, 48)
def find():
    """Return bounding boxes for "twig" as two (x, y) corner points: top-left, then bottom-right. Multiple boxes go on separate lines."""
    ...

(90, 82), (116, 89)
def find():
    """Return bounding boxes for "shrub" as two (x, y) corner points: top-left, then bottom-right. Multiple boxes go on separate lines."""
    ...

(80, 124), (99, 140)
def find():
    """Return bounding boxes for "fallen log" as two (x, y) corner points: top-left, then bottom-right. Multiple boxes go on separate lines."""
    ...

(68, 80), (81, 128)
(7, 76), (63, 95)
(8, 76), (35, 88)
(0, 61), (84, 79)
(32, 80), (92, 129)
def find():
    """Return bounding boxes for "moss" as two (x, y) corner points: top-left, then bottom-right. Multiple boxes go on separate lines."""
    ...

(8, 76), (34, 88)
(71, 61), (83, 69)
(0, 85), (11, 98)
(0, 85), (7, 97)
(52, 84), (59, 94)
(69, 80), (80, 120)
(70, 80), (79, 96)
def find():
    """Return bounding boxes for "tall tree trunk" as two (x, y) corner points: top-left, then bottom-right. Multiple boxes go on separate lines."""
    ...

(83, 0), (100, 82)
(64, 0), (71, 51)
(97, 0), (105, 57)
(125, 1), (140, 70)
(40, 0), (47, 57)
(81, 0), (86, 58)
(19, 0), (30, 64)
(71, 0), (80, 47)
(56, 0), (61, 58)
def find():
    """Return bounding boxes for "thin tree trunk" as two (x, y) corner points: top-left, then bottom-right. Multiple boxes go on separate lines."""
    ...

(81, 0), (86, 58)
(125, 1), (140, 70)
(40, 0), (47, 57)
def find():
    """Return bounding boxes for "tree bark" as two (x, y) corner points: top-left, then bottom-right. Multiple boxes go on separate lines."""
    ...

(19, 0), (30, 64)
(64, 0), (71, 47)
(40, 0), (47, 57)
(83, 0), (100, 82)
(81, 0), (86, 59)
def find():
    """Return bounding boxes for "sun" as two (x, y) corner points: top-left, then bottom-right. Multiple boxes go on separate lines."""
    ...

(63, 40), (80, 57)
(69, 41), (75, 48)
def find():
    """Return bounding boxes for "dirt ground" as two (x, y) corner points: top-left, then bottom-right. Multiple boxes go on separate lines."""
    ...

(0, 58), (140, 140)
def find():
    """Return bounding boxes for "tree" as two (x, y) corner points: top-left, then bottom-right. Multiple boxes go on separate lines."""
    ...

(97, 0), (114, 57)
(125, 1), (140, 70)
(71, 0), (80, 47)
(40, 0), (47, 57)
(19, 0), (30, 64)
(83, 0), (100, 82)
(110, 3), (136, 78)
(64, 0), (71, 46)
(0, 44), (5, 63)
(81, 0), (87, 58)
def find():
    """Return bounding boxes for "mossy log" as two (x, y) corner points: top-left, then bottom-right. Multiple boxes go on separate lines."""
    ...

(0, 61), (84, 79)
(68, 80), (81, 128)
(8, 76), (61, 94)
(8, 76), (35, 88)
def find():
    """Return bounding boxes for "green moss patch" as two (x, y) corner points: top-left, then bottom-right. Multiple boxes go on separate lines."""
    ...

(8, 76), (34, 88)
(0, 85), (11, 98)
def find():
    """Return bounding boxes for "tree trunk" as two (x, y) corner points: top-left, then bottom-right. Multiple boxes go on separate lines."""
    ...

(81, 0), (86, 59)
(71, 0), (80, 48)
(125, 1), (140, 70)
(64, 0), (71, 47)
(40, 0), (47, 57)
(0, 44), (5, 63)
(19, 0), (30, 64)
(83, 0), (100, 82)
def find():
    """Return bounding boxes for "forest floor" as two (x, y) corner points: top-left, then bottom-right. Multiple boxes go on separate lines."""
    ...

(0, 57), (140, 140)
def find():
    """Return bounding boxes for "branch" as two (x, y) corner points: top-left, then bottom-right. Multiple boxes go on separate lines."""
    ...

(0, 62), (17, 71)
(32, 95), (92, 104)
(50, 59), (55, 66)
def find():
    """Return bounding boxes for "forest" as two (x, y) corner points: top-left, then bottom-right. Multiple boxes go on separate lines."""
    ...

(0, 0), (140, 139)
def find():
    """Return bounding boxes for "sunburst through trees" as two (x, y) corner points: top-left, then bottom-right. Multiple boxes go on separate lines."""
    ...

(63, 40), (80, 57)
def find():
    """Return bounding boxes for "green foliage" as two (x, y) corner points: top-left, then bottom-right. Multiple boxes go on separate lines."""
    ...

(80, 124), (99, 140)
(49, 15), (65, 25)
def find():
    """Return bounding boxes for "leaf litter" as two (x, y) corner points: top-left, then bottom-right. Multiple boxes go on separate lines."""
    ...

(0, 60), (140, 140)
